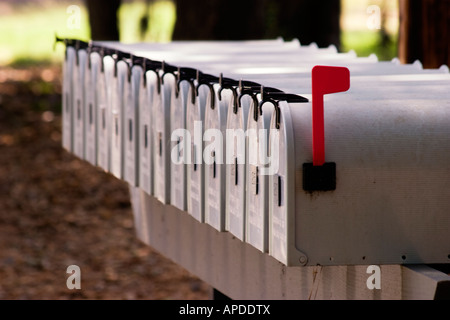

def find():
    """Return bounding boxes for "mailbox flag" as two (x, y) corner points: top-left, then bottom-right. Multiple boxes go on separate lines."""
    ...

(311, 65), (350, 166)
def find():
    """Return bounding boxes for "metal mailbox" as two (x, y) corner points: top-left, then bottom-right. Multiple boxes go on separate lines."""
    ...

(169, 68), (197, 211)
(110, 58), (129, 179)
(186, 78), (210, 222)
(62, 45), (75, 153)
(203, 81), (234, 232)
(73, 47), (87, 160)
(123, 61), (141, 186)
(225, 90), (253, 241)
(96, 54), (114, 173)
(85, 49), (101, 166)
(59, 38), (450, 271)
(153, 68), (175, 204)
(268, 66), (450, 267)
(138, 66), (159, 196)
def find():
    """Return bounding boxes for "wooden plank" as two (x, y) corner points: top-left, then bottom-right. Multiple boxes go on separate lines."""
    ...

(129, 186), (450, 300)
(402, 265), (450, 300)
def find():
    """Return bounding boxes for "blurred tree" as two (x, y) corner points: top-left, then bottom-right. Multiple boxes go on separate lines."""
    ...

(172, 0), (341, 49)
(172, 0), (266, 40)
(398, 0), (450, 68)
(267, 0), (341, 49)
(85, 0), (121, 40)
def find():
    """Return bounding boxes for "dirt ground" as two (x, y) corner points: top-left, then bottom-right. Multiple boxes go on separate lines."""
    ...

(0, 64), (212, 300)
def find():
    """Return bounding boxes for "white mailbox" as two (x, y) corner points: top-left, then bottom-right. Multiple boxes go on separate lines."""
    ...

(139, 62), (161, 196)
(62, 44), (75, 153)
(170, 67), (198, 211)
(85, 49), (101, 166)
(124, 60), (142, 187)
(268, 65), (450, 267)
(186, 74), (211, 222)
(224, 84), (255, 241)
(153, 65), (177, 204)
(73, 47), (87, 160)
(204, 80), (234, 232)
(110, 58), (130, 180)
(96, 53), (114, 173)
(245, 86), (307, 253)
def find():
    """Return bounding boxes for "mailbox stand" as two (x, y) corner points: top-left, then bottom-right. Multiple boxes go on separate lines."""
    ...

(129, 186), (450, 300)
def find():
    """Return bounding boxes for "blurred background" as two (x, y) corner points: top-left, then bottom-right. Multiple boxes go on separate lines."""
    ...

(0, 0), (448, 300)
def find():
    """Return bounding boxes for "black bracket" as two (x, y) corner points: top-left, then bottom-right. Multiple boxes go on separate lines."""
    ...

(302, 162), (336, 192)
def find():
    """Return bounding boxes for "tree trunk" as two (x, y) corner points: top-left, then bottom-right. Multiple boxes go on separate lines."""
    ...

(398, 0), (450, 68)
(269, 0), (341, 49)
(172, 0), (340, 49)
(85, 0), (121, 41)
(172, 0), (266, 40)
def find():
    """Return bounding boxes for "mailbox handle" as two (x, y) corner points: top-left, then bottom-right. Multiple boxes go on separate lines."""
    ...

(311, 65), (350, 166)
(218, 73), (240, 112)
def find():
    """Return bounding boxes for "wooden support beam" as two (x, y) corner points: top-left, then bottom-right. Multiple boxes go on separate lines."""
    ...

(129, 186), (450, 300)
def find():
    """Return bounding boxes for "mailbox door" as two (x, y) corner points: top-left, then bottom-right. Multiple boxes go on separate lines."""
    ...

(268, 100), (300, 266)
(245, 101), (273, 253)
(124, 65), (141, 186)
(204, 84), (230, 232)
(96, 55), (114, 173)
(153, 72), (174, 204)
(73, 49), (87, 160)
(225, 94), (252, 241)
(62, 46), (75, 153)
(186, 84), (209, 222)
(110, 60), (128, 179)
(170, 80), (190, 211)
(139, 70), (157, 195)
(85, 51), (101, 166)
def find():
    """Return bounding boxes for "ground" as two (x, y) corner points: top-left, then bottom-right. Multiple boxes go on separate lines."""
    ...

(0, 64), (212, 300)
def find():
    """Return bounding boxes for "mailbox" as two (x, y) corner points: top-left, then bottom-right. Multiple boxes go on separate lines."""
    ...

(268, 66), (450, 267)
(203, 81), (234, 232)
(225, 90), (253, 241)
(123, 61), (142, 186)
(245, 86), (308, 253)
(139, 65), (160, 196)
(96, 54), (114, 173)
(110, 58), (129, 179)
(60, 38), (450, 269)
(62, 45), (75, 153)
(85, 49), (101, 166)
(186, 76), (211, 222)
(170, 67), (198, 211)
(153, 67), (177, 204)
